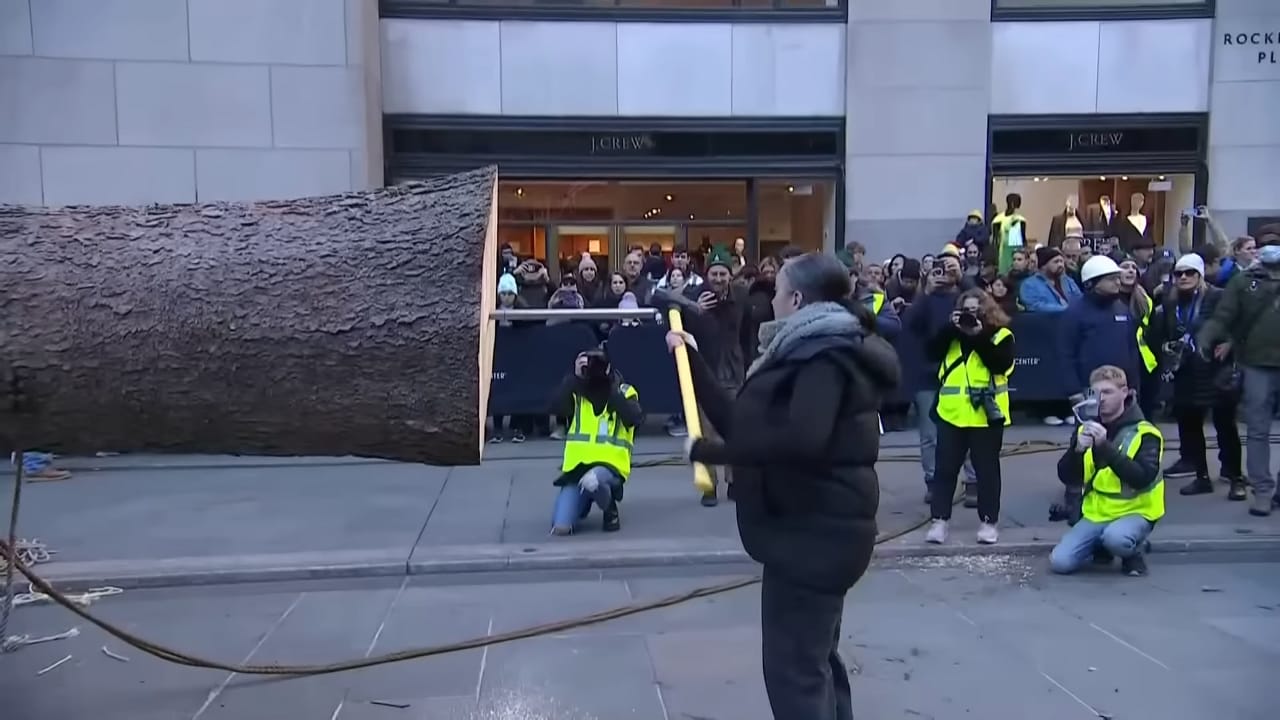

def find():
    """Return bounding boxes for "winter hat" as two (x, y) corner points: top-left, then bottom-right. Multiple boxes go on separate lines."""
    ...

(939, 244), (961, 258)
(577, 255), (597, 273)
(1036, 247), (1062, 267)
(497, 273), (517, 294)
(706, 246), (734, 271)
(968, 209), (984, 221)
(1174, 253), (1205, 276)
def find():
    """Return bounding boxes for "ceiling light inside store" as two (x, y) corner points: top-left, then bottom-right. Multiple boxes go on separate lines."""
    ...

(689, 214), (695, 220)
(1033, 177), (1041, 182)
(787, 185), (795, 193)
(1158, 176), (1166, 181)
(514, 187), (524, 197)
(665, 194), (674, 202)
(1121, 176), (1129, 181)
(1100, 177), (1107, 181)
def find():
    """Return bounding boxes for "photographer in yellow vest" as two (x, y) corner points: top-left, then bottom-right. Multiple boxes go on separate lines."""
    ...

(923, 288), (1015, 546)
(550, 343), (643, 535)
(1049, 365), (1164, 577)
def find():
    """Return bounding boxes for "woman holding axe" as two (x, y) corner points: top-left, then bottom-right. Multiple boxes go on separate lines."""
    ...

(665, 251), (899, 720)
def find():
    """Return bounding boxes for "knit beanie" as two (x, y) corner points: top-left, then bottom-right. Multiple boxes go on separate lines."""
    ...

(498, 273), (517, 294)
(578, 255), (597, 273)
(1036, 247), (1062, 267)
(706, 246), (734, 272)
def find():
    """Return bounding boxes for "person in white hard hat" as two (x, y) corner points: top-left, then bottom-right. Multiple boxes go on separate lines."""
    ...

(1143, 253), (1245, 500)
(1058, 255), (1144, 400)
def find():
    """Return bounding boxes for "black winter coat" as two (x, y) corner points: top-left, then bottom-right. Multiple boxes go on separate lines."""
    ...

(1146, 286), (1230, 408)
(687, 318), (900, 595)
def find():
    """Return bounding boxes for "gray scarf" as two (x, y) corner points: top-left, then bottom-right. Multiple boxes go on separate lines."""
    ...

(747, 301), (862, 379)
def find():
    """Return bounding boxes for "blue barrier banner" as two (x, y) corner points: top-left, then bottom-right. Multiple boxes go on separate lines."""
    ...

(488, 313), (1068, 415)
(489, 322), (598, 416)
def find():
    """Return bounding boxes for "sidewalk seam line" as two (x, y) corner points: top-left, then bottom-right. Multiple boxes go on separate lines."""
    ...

(405, 467), (452, 571)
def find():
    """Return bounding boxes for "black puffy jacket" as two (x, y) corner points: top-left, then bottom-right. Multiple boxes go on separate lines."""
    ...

(688, 313), (900, 595)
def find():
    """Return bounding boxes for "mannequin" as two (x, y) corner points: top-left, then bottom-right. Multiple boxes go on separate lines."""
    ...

(1047, 193), (1084, 249)
(1116, 191), (1153, 253)
(1086, 194), (1118, 238)
(993, 192), (1028, 274)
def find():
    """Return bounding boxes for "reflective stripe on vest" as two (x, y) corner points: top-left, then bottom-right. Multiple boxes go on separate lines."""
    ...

(1136, 300), (1157, 372)
(561, 384), (638, 480)
(1081, 421), (1165, 524)
(935, 327), (1014, 428)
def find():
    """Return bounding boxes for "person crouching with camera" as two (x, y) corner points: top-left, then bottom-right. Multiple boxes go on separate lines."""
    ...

(924, 288), (1015, 545)
(1049, 365), (1164, 577)
(550, 343), (644, 535)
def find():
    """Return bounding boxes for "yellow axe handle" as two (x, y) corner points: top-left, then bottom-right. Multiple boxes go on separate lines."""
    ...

(667, 308), (716, 495)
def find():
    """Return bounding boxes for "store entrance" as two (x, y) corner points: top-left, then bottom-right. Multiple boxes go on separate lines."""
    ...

(496, 178), (835, 277)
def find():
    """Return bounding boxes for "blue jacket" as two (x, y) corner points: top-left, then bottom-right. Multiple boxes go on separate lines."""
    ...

(1019, 272), (1082, 313)
(1059, 293), (1142, 394)
(903, 289), (961, 392)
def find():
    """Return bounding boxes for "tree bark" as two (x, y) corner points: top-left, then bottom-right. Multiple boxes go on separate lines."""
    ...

(0, 166), (498, 465)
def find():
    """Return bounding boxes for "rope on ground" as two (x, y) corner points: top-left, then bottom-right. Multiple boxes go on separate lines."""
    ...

(0, 439), (1075, 676)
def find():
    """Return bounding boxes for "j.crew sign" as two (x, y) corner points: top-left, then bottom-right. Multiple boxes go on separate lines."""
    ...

(589, 134), (657, 155)
(1068, 131), (1124, 152)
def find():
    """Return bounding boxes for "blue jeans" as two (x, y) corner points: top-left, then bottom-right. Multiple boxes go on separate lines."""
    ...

(1049, 515), (1154, 575)
(551, 466), (622, 531)
(11, 452), (52, 474)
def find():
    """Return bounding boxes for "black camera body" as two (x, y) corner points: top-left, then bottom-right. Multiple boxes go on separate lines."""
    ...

(582, 348), (610, 381)
(957, 310), (980, 330)
(968, 387), (1005, 425)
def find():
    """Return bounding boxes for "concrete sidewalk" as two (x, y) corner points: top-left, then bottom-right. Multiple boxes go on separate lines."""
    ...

(6, 425), (1280, 588)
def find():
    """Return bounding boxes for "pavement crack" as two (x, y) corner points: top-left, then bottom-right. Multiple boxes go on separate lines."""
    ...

(406, 467), (452, 570)
(497, 469), (515, 544)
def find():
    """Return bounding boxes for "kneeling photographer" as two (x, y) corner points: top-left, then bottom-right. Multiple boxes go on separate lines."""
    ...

(924, 288), (1015, 546)
(549, 343), (643, 535)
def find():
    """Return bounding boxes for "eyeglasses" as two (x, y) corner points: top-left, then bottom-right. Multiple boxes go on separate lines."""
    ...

(1172, 269), (1200, 278)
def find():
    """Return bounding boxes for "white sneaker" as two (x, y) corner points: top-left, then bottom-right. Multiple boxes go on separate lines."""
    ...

(1043, 416), (1064, 426)
(925, 519), (949, 544)
(976, 522), (999, 545)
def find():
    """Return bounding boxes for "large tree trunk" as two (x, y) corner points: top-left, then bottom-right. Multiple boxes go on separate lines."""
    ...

(0, 166), (498, 465)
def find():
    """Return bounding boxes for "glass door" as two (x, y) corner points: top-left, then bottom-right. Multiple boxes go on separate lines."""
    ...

(555, 225), (611, 274)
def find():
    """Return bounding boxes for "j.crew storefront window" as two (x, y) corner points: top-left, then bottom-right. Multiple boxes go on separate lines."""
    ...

(382, 0), (845, 18)
(498, 179), (833, 275)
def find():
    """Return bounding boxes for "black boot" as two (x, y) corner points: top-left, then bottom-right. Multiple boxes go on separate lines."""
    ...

(1092, 547), (1114, 566)
(1226, 476), (1247, 501)
(602, 501), (621, 532)
(1121, 553), (1148, 577)
(1164, 458), (1197, 478)
(1178, 475), (1213, 496)
(963, 483), (979, 509)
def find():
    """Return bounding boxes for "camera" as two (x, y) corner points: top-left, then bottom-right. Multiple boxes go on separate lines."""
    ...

(1068, 390), (1100, 424)
(957, 310), (979, 330)
(581, 348), (610, 381)
(968, 387), (1005, 425)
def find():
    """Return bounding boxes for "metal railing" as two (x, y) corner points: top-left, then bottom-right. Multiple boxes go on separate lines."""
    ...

(489, 308), (662, 323)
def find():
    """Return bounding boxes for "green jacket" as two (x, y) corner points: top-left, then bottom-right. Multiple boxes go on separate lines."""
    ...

(1197, 266), (1280, 368)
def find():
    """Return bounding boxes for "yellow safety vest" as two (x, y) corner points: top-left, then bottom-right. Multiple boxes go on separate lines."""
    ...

(936, 327), (1014, 428)
(864, 291), (885, 315)
(1081, 421), (1165, 524)
(1135, 291), (1157, 373)
(561, 384), (638, 480)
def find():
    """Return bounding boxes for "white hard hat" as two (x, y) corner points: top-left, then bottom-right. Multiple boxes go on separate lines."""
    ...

(1080, 255), (1122, 284)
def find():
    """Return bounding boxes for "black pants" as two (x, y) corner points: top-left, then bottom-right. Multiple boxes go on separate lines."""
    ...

(1173, 403), (1242, 478)
(930, 421), (1004, 523)
(760, 567), (853, 720)
(1139, 369), (1160, 420)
